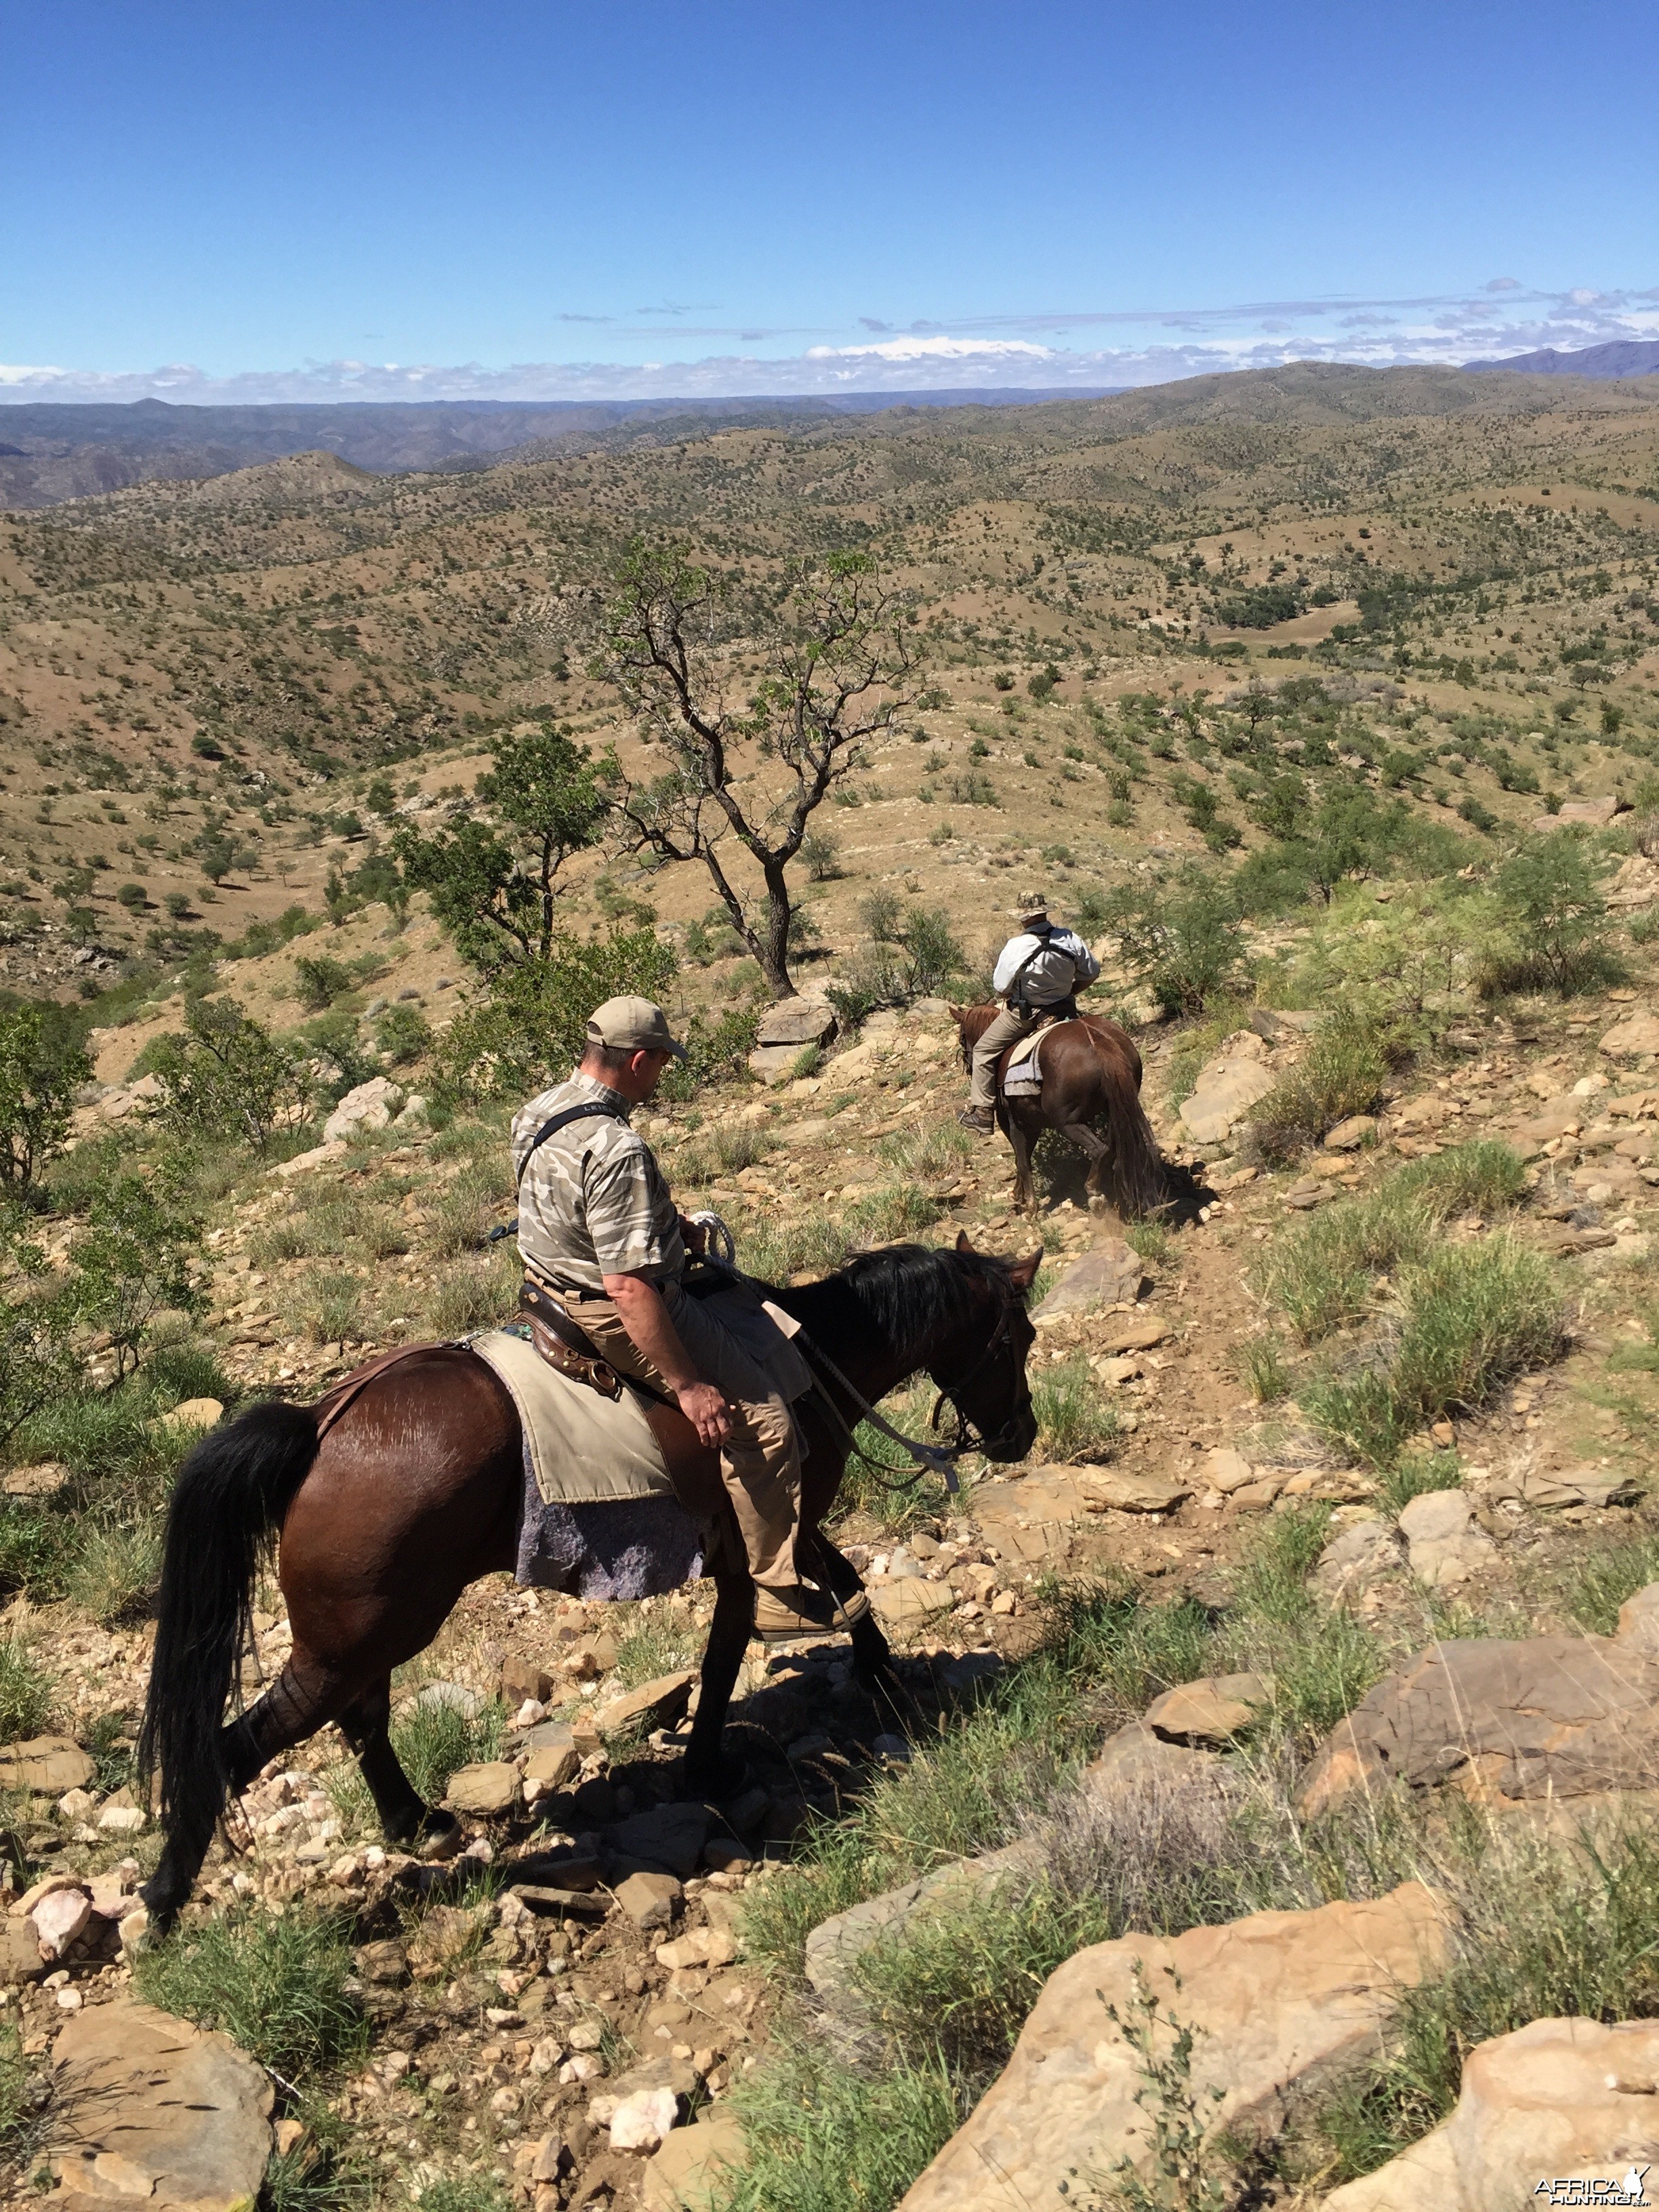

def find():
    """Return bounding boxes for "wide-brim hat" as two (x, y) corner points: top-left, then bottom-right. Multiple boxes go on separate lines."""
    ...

(586, 996), (688, 1061)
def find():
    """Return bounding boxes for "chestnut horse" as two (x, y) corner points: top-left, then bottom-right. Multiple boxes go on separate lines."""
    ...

(951, 1004), (1164, 1218)
(138, 1237), (1040, 1925)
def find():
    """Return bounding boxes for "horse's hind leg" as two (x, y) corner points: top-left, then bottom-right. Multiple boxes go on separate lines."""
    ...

(337, 1675), (461, 1859)
(1004, 1111), (1038, 1212)
(144, 1648), (355, 1925)
(1059, 1119), (1117, 1212)
(682, 1568), (756, 1800)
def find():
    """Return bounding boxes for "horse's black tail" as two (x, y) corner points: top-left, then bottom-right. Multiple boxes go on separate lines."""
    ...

(1090, 1031), (1166, 1218)
(138, 1402), (319, 1883)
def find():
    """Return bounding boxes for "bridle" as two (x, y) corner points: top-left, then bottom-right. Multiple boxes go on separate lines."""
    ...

(926, 1274), (1031, 1464)
(796, 1265), (1031, 1494)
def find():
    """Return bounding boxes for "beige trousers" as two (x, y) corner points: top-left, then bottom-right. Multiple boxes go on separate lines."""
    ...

(559, 1280), (802, 1591)
(970, 1004), (1040, 1107)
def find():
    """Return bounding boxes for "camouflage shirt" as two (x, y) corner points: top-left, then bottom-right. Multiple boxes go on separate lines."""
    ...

(512, 1070), (686, 1293)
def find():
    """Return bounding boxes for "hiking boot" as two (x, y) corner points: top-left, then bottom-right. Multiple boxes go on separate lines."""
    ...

(958, 1106), (996, 1133)
(752, 1585), (870, 1645)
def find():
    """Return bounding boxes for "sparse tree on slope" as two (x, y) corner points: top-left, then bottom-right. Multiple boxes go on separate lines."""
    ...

(589, 542), (922, 1000)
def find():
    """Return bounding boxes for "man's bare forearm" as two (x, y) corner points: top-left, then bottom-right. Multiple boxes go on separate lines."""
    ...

(600, 1272), (699, 1390)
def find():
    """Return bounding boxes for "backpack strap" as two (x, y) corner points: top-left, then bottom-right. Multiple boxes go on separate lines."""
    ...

(514, 1100), (629, 1191)
(1005, 922), (1059, 1013)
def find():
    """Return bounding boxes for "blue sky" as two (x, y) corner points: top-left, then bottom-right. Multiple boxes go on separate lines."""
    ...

(5, 0), (1656, 403)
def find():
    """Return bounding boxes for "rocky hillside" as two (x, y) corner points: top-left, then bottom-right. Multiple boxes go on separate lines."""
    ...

(1, 367), (1659, 2208)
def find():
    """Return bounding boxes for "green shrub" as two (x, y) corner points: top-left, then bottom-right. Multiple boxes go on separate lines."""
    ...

(0, 1002), (90, 1198)
(66, 1518), (161, 1626)
(304, 1269), (364, 1345)
(294, 955), (352, 1012)
(1109, 868), (1244, 1015)
(389, 1692), (506, 1805)
(1561, 1532), (1659, 1634)
(434, 928), (675, 1103)
(134, 1907), (365, 2078)
(147, 996), (312, 1151)
(1477, 830), (1623, 997)
(375, 1003), (431, 1066)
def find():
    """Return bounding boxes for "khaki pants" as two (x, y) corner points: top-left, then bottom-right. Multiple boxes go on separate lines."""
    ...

(970, 1004), (1040, 1108)
(558, 1280), (802, 1591)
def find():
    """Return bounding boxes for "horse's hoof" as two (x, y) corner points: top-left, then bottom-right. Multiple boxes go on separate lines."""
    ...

(410, 1809), (464, 1862)
(680, 1750), (751, 1802)
(136, 1882), (178, 1940)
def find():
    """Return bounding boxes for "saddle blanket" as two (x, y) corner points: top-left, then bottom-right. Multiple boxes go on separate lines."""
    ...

(472, 1324), (674, 1507)
(1004, 1023), (1059, 1096)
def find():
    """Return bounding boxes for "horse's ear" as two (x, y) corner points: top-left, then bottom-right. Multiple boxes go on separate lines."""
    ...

(1006, 1246), (1044, 1294)
(956, 1228), (975, 1254)
(947, 1004), (964, 1027)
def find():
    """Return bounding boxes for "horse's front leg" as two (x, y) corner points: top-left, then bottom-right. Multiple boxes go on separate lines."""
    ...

(681, 1567), (756, 1799)
(802, 1526), (908, 1729)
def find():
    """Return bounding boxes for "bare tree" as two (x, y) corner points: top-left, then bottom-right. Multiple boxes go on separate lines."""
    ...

(588, 541), (922, 999)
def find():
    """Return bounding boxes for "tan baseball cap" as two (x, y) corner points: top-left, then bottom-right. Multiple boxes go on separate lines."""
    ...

(586, 996), (688, 1060)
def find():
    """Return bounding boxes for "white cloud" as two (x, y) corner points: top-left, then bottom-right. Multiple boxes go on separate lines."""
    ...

(803, 335), (1052, 363)
(3, 282), (1657, 408)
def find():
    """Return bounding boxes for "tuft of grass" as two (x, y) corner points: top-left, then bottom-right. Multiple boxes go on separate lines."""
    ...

(613, 1601), (701, 1689)
(1243, 1336), (1292, 1404)
(1308, 1827), (1659, 2184)
(264, 2099), (375, 2212)
(134, 1906), (365, 2078)
(423, 1258), (512, 1339)
(1031, 1356), (1120, 1462)
(425, 1164), (508, 1257)
(65, 1517), (161, 1626)
(1375, 1449), (1463, 1517)
(1561, 1532), (1659, 1635)
(1303, 1235), (1561, 1467)
(0, 1636), (52, 1741)
(1257, 1141), (1530, 1345)
(304, 1269), (364, 1346)
(0, 2015), (42, 2166)
(716, 2042), (966, 2212)
(392, 1693), (506, 1806)
(1248, 1012), (1395, 1163)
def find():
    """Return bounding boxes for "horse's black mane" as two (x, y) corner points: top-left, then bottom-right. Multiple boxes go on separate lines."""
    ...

(773, 1241), (1018, 1355)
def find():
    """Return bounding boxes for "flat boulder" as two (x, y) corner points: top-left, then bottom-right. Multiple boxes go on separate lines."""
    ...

(1397, 1488), (1496, 1588)
(443, 1761), (520, 1817)
(1601, 1008), (1659, 1061)
(1179, 1038), (1279, 1147)
(594, 1669), (696, 1740)
(1298, 1633), (1659, 1819)
(1324, 2015), (1659, 2211)
(46, 1999), (273, 2211)
(897, 1883), (1450, 2212)
(0, 1738), (94, 1794)
(1145, 1673), (1272, 1747)
(1078, 1467), (1191, 1514)
(870, 1579), (956, 1629)
(755, 1000), (836, 1050)
(642, 2107), (748, 2212)
(607, 1801), (711, 1881)
(1094, 1312), (1170, 1353)
(1311, 1517), (1404, 1604)
(1031, 1242), (1144, 1321)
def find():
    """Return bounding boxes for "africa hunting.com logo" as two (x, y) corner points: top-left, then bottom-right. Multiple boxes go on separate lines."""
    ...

(1535, 2170), (1651, 2207)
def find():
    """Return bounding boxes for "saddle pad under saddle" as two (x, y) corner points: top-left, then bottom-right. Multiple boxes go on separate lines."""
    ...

(472, 1326), (676, 1508)
(1004, 1023), (1057, 1096)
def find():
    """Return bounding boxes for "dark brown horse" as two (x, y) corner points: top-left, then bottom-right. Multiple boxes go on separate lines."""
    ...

(138, 1236), (1040, 1925)
(950, 1004), (1164, 1218)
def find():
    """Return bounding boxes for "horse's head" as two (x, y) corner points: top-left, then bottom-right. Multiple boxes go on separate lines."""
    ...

(931, 1229), (1041, 1463)
(949, 1002), (996, 1078)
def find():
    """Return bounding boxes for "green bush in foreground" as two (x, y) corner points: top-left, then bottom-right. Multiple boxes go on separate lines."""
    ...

(134, 1907), (364, 2078)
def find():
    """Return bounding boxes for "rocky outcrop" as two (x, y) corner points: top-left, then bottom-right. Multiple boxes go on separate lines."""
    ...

(1031, 1242), (1145, 1319)
(1298, 1608), (1659, 1818)
(1396, 1488), (1496, 1588)
(1177, 1032), (1279, 1146)
(323, 1074), (408, 1142)
(1324, 2015), (1659, 2211)
(896, 1883), (1450, 2211)
(46, 2000), (274, 2210)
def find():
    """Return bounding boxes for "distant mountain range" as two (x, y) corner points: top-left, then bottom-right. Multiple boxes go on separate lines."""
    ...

(0, 388), (1122, 510)
(1465, 338), (1659, 379)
